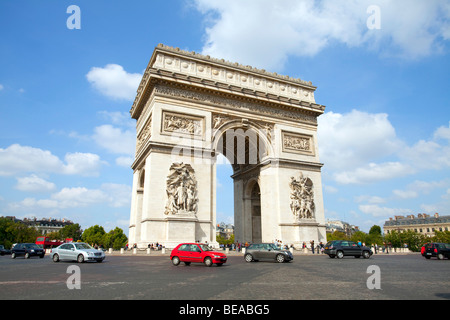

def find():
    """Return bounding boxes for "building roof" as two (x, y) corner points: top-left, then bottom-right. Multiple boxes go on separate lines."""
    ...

(384, 213), (450, 227)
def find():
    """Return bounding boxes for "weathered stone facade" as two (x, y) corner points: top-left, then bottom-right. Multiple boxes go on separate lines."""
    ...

(128, 44), (327, 248)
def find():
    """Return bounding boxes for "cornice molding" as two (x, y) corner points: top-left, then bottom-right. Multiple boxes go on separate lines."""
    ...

(130, 44), (326, 119)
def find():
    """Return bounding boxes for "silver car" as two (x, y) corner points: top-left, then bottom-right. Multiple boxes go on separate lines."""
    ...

(51, 242), (105, 263)
(244, 243), (294, 263)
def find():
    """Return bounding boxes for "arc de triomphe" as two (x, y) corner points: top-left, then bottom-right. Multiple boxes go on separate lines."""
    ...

(128, 44), (327, 248)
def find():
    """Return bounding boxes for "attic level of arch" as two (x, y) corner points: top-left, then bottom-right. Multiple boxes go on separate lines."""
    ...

(130, 74), (325, 125)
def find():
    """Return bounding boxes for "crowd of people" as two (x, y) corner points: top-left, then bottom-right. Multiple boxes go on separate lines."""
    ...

(124, 243), (163, 250)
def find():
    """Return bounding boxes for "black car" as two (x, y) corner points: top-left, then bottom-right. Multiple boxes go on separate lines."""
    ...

(324, 240), (372, 259)
(11, 243), (45, 259)
(244, 243), (293, 263)
(0, 245), (11, 256)
(421, 242), (450, 260)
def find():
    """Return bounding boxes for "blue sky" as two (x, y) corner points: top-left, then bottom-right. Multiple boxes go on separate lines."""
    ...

(1, 0), (449, 235)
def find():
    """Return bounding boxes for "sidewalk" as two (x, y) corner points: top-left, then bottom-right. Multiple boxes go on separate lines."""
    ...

(105, 248), (418, 257)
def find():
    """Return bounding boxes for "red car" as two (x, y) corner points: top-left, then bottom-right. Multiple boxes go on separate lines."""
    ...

(170, 243), (227, 267)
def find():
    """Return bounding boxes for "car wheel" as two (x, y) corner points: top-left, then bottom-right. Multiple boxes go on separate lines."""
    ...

(77, 254), (85, 263)
(24, 252), (30, 259)
(336, 251), (344, 259)
(52, 254), (60, 262)
(11, 252), (16, 259)
(363, 251), (371, 259)
(437, 253), (444, 260)
(244, 254), (253, 262)
(276, 254), (285, 263)
(204, 257), (213, 267)
(172, 256), (180, 266)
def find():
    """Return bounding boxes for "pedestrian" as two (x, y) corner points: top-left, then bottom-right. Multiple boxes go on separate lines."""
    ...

(310, 240), (315, 254)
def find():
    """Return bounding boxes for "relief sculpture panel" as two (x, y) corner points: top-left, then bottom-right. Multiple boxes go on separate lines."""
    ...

(162, 111), (203, 138)
(282, 131), (315, 156)
(164, 163), (199, 215)
(289, 172), (315, 220)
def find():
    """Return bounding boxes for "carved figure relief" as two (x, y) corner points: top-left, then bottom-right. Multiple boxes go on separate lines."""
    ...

(136, 118), (152, 152)
(162, 111), (203, 137)
(282, 131), (314, 156)
(164, 163), (198, 215)
(289, 173), (315, 220)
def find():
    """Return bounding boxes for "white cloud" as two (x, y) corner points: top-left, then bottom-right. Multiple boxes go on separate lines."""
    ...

(92, 124), (135, 155)
(0, 144), (104, 177)
(354, 195), (386, 204)
(392, 189), (418, 199)
(334, 162), (413, 185)
(15, 174), (56, 192)
(63, 152), (105, 176)
(86, 64), (142, 101)
(10, 183), (131, 211)
(98, 111), (135, 128)
(392, 179), (449, 200)
(318, 109), (402, 171)
(359, 204), (412, 217)
(115, 156), (134, 167)
(193, 0), (450, 70)
(434, 122), (450, 141)
(318, 109), (450, 184)
(0, 84), (4, 90)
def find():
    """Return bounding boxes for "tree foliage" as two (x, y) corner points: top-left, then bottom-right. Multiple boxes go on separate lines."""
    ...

(102, 227), (128, 250)
(81, 225), (106, 246)
(0, 217), (127, 250)
(0, 217), (39, 248)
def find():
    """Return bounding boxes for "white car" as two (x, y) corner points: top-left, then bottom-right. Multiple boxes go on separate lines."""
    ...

(51, 242), (105, 263)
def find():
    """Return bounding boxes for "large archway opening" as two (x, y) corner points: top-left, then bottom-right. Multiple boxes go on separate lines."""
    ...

(213, 122), (271, 244)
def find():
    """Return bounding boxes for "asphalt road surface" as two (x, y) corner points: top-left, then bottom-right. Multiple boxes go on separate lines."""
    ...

(0, 253), (448, 302)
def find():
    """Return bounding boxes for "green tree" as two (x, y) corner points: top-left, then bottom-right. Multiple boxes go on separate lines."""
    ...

(432, 231), (450, 243)
(327, 231), (348, 241)
(82, 225), (106, 246)
(385, 230), (402, 248)
(369, 225), (382, 236)
(350, 231), (369, 244)
(59, 223), (82, 241)
(0, 217), (17, 248)
(102, 227), (128, 250)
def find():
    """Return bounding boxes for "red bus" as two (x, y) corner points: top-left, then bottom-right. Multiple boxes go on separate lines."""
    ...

(35, 237), (73, 249)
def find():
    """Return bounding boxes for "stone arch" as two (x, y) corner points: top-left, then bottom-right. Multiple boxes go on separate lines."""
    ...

(211, 119), (273, 174)
(128, 44), (327, 249)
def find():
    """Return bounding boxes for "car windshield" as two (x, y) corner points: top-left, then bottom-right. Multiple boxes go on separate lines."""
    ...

(268, 243), (279, 250)
(23, 244), (40, 249)
(198, 244), (213, 251)
(75, 243), (93, 250)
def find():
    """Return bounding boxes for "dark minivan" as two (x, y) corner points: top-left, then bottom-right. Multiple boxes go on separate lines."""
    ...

(324, 240), (372, 259)
(11, 243), (45, 259)
(421, 242), (450, 260)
